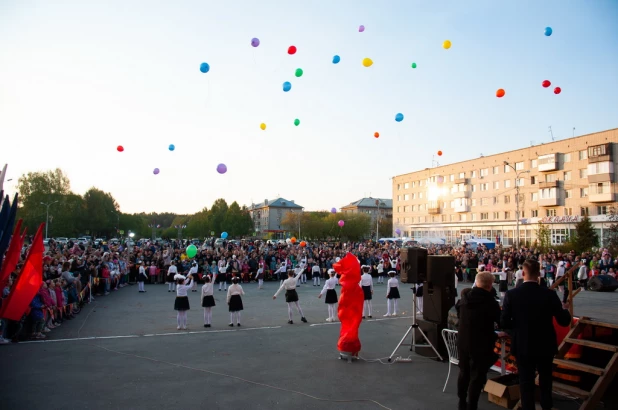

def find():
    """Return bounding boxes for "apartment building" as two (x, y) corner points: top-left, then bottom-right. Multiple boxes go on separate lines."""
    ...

(248, 198), (303, 238)
(392, 128), (618, 246)
(341, 197), (393, 237)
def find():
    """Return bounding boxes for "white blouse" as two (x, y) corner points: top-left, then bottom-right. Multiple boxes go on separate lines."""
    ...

(320, 277), (338, 295)
(274, 268), (303, 297)
(227, 284), (245, 303)
(201, 283), (214, 298)
(360, 273), (373, 289)
(176, 279), (193, 297)
(386, 277), (399, 296)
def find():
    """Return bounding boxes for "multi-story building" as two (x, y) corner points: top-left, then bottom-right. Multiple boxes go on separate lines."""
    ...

(341, 197), (393, 238)
(248, 198), (303, 238)
(392, 128), (618, 246)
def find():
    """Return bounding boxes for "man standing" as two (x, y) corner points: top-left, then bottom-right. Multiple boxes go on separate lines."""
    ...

(501, 259), (571, 410)
(457, 271), (501, 410)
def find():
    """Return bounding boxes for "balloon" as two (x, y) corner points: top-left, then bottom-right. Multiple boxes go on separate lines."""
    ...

(544, 27), (552, 36)
(251, 38), (260, 47)
(294, 118), (300, 126)
(554, 87), (561, 95)
(291, 237), (296, 244)
(216, 163), (227, 174)
(168, 144), (175, 151)
(221, 232), (228, 239)
(542, 80), (551, 88)
(395, 113), (404, 122)
(362, 57), (373, 67)
(332, 55), (341, 64)
(283, 81), (292, 92)
(186, 244), (197, 259)
(358, 25), (365, 32)
(496, 88), (505, 98)
(288, 45), (297, 55)
(286, 238), (292, 244)
(438, 150), (443, 156)
(153, 168), (160, 175)
(395, 229), (401, 235)
(117, 145), (124, 152)
(300, 241), (306, 247)
(374, 132), (379, 138)
(443, 40), (452, 49)
(411, 62), (417, 69)
(260, 123), (266, 130)
(331, 207), (337, 214)
(295, 68), (303, 77)
(199, 62), (210, 73)
(338, 220), (345, 227)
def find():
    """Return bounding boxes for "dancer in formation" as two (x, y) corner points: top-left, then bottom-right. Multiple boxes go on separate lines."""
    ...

(312, 263), (321, 287)
(414, 282), (424, 314)
(189, 261), (199, 292)
(360, 265), (374, 319)
(167, 261), (178, 292)
(174, 273), (193, 330)
(273, 263), (307, 324)
(227, 277), (244, 327)
(256, 265), (264, 290)
(273, 260), (288, 285)
(218, 256), (228, 291)
(201, 275), (215, 327)
(138, 262), (148, 293)
(318, 269), (339, 322)
(376, 260), (385, 284)
(384, 271), (400, 317)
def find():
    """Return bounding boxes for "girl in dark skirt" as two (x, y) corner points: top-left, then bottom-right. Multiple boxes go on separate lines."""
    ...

(201, 275), (215, 327)
(174, 273), (193, 330)
(385, 271), (400, 317)
(498, 269), (509, 299)
(273, 265), (307, 324)
(318, 269), (339, 322)
(359, 265), (374, 319)
(414, 282), (423, 314)
(227, 277), (244, 327)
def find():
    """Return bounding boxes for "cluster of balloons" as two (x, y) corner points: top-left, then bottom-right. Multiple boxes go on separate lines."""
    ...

(221, 232), (228, 239)
(117, 145), (124, 152)
(186, 244), (197, 258)
(496, 88), (506, 98)
(362, 57), (373, 67)
(338, 220), (345, 227)
(395, 113), (404, 122)
(217, 163), (227, 174)
(542, 80), (561, 94)
(199, 62), (210, 73)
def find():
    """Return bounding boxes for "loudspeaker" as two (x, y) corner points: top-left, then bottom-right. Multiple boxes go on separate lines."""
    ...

(588, 275), (618, 292)
(423, 282), (456, 324)
(426, 255), (455, 288)
(400, 247), (428, 283)
(413, 318), (447, 358)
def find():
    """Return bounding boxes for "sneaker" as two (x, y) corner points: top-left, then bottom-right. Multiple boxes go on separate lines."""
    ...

(326, 318), (332, 322)
(237, 323), (241, 327)
(228, 323), (234, 327)
(362, 316), (366, 319)
(182, 326), (187, 330)
(204, 324), (208, 328)
(43, 327), (51, 333)
(383, 313), (391, 317)
(168, 290), (171, 292)
(0, 338), (10, 345)
(104, 292), (110, 296)
(35, 334), (46, 339)
(206, 324), (211, 328)
(391, 313), (397, 317)
(177, 326), (181, 330)
(301, 317), (307, 323)
(288, 320), (293, 324)
(368, 316), (372, 319)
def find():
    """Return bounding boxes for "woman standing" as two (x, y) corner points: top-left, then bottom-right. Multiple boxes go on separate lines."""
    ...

(227, 277), (245, 327)
(201, 275), (215, 327)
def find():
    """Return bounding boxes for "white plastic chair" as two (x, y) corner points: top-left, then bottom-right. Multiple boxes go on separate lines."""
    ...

(441, 329), (459, 392)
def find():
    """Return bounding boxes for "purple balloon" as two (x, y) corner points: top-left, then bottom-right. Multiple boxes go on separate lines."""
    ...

(359, 25), (365, 32)
(330, 207), (337, 214)
(153, 168), (160, 175)
(217, 163), (227, 174)
(251, 38), (260, 47)
(395, 229), (401, 235)
(338, 220), (345, 227)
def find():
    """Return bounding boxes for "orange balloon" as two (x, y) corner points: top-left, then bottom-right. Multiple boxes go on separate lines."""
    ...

(437, 150), (443, 156)
(496, 88), (505, 98)
(300, 241), (306, 247)
(291, 237), (297, 244)
(374, 132), (379, 138)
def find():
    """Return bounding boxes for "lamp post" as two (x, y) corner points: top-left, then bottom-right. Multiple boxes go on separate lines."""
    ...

(148, 224), (159, 240)
(40, 200), (59, 239)
(175, 224), (187, 240)
(504, 162), (530, 248)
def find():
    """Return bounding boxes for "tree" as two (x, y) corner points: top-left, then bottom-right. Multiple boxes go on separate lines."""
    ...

(574, 215), (599, 252)
(535, 222), (551, 252)
(209, 198), (228, 235)
(83, 187), (119, 238)
(604, 205), (618, 255)
(337, 213), (371, 241)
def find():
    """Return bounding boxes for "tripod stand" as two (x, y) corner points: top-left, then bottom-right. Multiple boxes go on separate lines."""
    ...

(387, 287), (443, 362)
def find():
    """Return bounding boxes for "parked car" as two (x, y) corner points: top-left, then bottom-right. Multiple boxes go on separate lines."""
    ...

(77, 237), (88, 245)
(109, 238), (120, 244)
(94, 238), (104, 246)
(214, 238), (225, 247)
(56, 237), (68, 245)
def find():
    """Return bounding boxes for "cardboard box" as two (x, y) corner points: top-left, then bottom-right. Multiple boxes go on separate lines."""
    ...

(484, 374), (521, 409)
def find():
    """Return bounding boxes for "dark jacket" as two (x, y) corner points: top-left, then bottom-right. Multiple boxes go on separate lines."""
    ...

(500, 281), (571, 358)
(457, 287), (501, 358)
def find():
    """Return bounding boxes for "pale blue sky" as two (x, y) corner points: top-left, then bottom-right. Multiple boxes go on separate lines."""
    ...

(1, 0), (617, 214)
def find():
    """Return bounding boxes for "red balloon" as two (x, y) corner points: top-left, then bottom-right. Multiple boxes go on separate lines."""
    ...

(288, 45), (297, 55)
(542, 80), (551, 88)
(554, 87), (561, 95)
(496, 88), (505, 98)
(117, 145), (124, 152)
(333, 253), (363, 355)
(374, 132), (380, 138)
(438, 150), (443, 156)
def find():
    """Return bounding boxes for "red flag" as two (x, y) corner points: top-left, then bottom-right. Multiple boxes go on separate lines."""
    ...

(0, 219), (25, 289)
(0, 223), (44, 321)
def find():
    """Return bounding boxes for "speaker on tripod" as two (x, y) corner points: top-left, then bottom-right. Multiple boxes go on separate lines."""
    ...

(400, 247), (428, 284)
(423, 255), (456, 324)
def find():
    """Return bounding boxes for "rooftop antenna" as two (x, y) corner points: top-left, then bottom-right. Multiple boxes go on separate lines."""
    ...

(572, 127), (575, 138)
(549, 126), (554, 141)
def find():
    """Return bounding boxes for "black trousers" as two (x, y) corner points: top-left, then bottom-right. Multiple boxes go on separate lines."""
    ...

(516, 354), (553, 410)
(457, 351), (493, 410)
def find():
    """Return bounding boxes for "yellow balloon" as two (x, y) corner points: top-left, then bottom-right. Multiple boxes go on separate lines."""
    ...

(443, 40), (452, 49)
(362, 57), (373, 67)
(260, 123), (266, 130)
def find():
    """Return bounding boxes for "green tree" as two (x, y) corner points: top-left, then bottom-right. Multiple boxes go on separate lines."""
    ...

(83, 187), (119, 238)
(186, 207), (210, 239)
(209, 198), (228, 235)
(604, 205), (618, 255)
(535, 222), (551, 252)
(574, 215), (599, 252)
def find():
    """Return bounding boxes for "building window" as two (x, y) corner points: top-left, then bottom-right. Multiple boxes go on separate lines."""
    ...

(504, 211), (510, 219)
(530, 176), (536, 185)
(480, 212), (489, 220)
(531, 209), (539, 217)
(515, 161), (524, 171)
(480, 183), (488, 191)
(579, 169), (587, 178)
(516, 178), (525, 187)
(419, 180), (423, 187)
(563, 171), (571, 181)
(471, 170), (477, 178)
(472, 185), (477, 192)
(546, 209), (557, 217)
(441, 215), (447, 222)
(458, 172), (465, 179)
(397, 195), (401, 201)
(521, 211), (525, 218)
(564, 207), (572, 216)
(480, 168), (489, 177)
(460, 214), (466, 222)
(564, 153), (571, 163)
(403, 206), (409, 212)
(450, 174), (455, 182)
(504, 165), (511, 173)
(540, 188), (557, 199)
(579, 150), (588, 160)
(589, 144), (607, 157)
(472, 214), (477, 221)
(504, 195), (511, 204)
(481, 197), (489, 206)
(493, 181), (500, 189)
(397, 184), (401, 190)
(411, 193), (415, 200)
(493, 166), (500, 175)
(493, 212), (500, 219)
(432, 216), (438, 223)
(397, 206), (401, 212)
(531, 159), (538, 168)
(493, 196), (498, 205)
(404, 183), (409, 189)
(588, 162), (612, 175)
(590, 182), (611, 195)
(450, 214), (456, 221)
(411, 205), (416, 212)
(505, 180), (511, 188)
(581, 207), (589, 216)
(565, 190), (572, 199)
(580, 188), (588, 198)
(419, 192), (423, 199)
(598, 206), (609, 215)
(531, 192), (538, 202)
(396, 218), (400, 223)
(404, 194), (409, 201)
(552, 229), (568, 245)
(471, 199), (477, 206)
(545, 174), (556, 182)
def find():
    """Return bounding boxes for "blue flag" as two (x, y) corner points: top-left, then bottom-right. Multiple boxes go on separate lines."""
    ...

(0, 193), (19, 269)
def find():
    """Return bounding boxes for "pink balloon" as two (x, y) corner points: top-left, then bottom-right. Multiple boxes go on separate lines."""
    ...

(338, 220), (345, 227)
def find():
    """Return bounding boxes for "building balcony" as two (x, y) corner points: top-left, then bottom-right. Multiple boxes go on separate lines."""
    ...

(454, 205), (470, 213)
(454, 178), (470, 184)
(587, 161), (614, 183)
(428, 207), (441, 215)
(538, 198), (560, 207)
(539, 181), (559, 189)
(538, 153), (558, 172)
(452, 190), (471, 199)
(589, 193), (615, 203)
(588, 143), (613, 164)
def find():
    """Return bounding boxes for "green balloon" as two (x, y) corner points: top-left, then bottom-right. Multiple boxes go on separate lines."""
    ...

(295, 68), (303, 77)
(411, 62), (417, 69)
(294, 118), (300, 126)
(186, 244), (197, 258)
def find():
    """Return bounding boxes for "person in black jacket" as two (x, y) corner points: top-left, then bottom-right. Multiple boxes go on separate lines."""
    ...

(457, 271), (501, 410)
(501, 259), (571, 410)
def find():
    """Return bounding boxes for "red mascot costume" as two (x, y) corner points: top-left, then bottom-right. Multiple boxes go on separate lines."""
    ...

(333, 253), (363, 356)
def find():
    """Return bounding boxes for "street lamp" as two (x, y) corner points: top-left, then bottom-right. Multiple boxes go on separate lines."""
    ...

(175, 224), (187, 240)
(504, 162), (530, 248)
(40, 200), (59, 239)
(148, 223), (160, 240)
(375, 199), (386, 240)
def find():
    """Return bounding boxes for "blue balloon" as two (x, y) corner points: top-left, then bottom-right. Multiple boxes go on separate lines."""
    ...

(395, 113), (404, 122)
(169, 144), (175, 151)
(221, 232), (228, 239)
(544, 27), (552, 36)
(332, 55), (341, 64)
(283, 81), (292, 92)
(200, 62), (210, 73)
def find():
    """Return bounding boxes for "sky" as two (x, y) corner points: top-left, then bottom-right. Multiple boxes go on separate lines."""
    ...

(1, 0), (617, 214)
